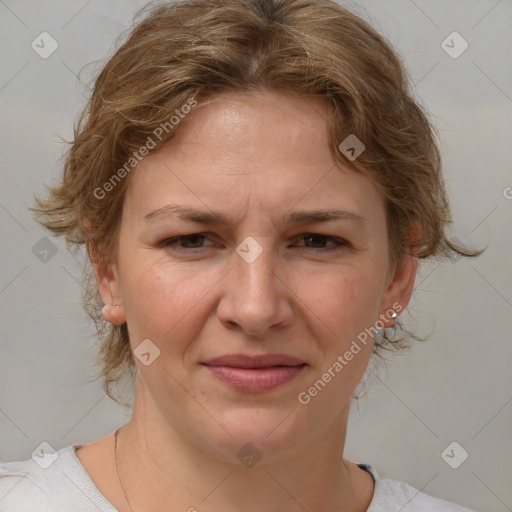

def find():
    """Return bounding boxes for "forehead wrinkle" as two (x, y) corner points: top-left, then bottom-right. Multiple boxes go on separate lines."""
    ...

(143, 204), (366, 232)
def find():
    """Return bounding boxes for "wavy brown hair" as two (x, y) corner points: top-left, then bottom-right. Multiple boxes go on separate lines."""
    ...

(31, 0), (483, 405)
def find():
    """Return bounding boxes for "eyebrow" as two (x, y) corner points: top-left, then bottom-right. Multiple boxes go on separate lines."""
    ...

(143, 205), (365, 226)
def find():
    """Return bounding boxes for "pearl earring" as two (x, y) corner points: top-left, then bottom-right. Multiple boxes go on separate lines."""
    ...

(102, 304), (122, 324)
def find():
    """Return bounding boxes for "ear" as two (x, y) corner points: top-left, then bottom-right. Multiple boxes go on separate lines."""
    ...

(378, 225), (421, 327)
(88, 241), (126, 325)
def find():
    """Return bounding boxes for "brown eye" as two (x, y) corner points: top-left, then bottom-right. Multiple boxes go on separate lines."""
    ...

(161, 233), (210, 251)
(294, 234), (347, 252)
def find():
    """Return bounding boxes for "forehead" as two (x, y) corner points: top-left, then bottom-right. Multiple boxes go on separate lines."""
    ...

(162, 90), (332, 164)
(123, 91), (385, 226)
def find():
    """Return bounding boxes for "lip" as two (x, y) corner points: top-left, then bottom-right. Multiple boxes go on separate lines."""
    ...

(201, 353), (306, 368)
(200, 353), (307, 392)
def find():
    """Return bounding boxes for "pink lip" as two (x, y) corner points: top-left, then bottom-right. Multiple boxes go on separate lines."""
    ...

(201, 353), (305, 368)
(200, 353), (307, 392)
(203, 365), (307, 392)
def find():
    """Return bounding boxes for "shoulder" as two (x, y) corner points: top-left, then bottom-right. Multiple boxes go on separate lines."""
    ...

(0, 444), (117, 512)
(360, 464), (477, 512)
(0, 454), (54, 511)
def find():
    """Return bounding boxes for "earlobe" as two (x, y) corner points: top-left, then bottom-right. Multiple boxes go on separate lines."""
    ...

(88, 241), (126, 324)
(97, 265), (127, 324)
(102, 304), (125, 325)
(379, 226), (421, 328)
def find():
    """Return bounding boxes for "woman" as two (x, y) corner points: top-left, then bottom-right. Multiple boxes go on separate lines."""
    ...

(0, 0), (482, 510)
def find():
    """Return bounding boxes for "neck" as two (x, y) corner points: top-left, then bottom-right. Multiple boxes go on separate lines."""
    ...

(114, 383), (368, 512)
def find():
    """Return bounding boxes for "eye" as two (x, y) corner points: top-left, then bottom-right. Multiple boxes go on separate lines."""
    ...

(293, 233), (348, 252)
(160, 233), (348, 253)
(160, 233), (212, 252)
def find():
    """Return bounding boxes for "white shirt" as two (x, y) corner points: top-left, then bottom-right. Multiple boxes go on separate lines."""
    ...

(0, 444), (476, 511)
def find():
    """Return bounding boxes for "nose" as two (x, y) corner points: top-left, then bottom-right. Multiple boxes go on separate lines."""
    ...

(216, 237), (294, 337)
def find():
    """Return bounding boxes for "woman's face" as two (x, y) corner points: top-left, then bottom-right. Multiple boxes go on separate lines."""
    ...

(99, 90), (416, 463)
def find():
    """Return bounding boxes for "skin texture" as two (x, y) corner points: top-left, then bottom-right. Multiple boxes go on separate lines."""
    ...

(78, 90), (418, 512)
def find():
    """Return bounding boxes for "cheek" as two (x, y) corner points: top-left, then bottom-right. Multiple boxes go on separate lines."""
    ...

(120, 259), (220, 342)
(303, 268), (382, 343)
(302, 271), (381, 402)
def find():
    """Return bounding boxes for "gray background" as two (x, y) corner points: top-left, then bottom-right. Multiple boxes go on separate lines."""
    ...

(0, 1), (511, 510)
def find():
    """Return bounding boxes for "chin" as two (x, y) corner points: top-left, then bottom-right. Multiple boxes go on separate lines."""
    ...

(200, 405), (306, 464)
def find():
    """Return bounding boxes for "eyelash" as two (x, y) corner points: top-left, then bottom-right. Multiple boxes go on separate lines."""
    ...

(160, 233), (348, 253)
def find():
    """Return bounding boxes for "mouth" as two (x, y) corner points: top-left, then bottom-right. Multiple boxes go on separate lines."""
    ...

(201, 353), (306, 368)
(200, 354), (307, 392)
